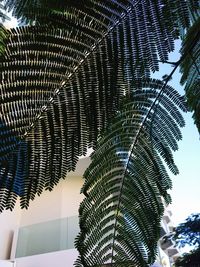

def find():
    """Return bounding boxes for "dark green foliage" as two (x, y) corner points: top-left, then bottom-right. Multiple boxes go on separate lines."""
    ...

(173, 213), (200, 248)
(0, 1), (197, 211)
(180, 18), (200, 132)
(175, 247), (200, 267)
(75, 78), (186, 266)
(0, 3), (10, 55)
(168, 213), (200, 267)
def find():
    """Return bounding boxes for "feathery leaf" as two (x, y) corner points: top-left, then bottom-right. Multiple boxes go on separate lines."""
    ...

(75, 78), (186, 266)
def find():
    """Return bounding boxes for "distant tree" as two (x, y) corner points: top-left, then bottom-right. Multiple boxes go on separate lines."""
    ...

(173, 213), (200, 248)
(175, 247), (200, 267)
(172, 213), (200, 267)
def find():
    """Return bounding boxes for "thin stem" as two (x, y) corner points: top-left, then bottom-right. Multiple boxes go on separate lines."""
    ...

(158, 60), (177, 65)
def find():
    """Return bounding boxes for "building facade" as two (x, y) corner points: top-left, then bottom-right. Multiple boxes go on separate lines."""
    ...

(0, 157), (178, 267)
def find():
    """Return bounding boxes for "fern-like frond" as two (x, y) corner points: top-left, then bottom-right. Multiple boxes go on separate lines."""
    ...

(0, 1), (198, 211)
(75, 78), (186, 267)
(180, 17), (200, 131)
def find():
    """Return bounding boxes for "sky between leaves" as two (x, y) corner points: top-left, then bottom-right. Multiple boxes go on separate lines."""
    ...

(4, 17), (200, 227)
(153, 40), (200, 226)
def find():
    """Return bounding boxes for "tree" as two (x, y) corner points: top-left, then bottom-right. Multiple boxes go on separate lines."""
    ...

(175, 247), (200, 267)
(172, 213), (200, 267)
(173, 213), (200, 248)
(0, 1), (199, 266)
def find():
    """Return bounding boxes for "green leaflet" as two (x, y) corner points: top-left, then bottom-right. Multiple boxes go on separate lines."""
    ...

(75, 79), (186, 266)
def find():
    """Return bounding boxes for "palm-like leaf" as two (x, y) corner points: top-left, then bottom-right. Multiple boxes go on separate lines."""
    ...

(75, 78), (186, 266)
(0, 1), (198, 211)
(180, 17), (200, 131)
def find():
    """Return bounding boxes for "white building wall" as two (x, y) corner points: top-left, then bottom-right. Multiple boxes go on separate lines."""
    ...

(15, 250), (78, 267)
(10, 157), (90, 267)
(0, 260), (14, 267)
(19, 158), (90, 226)
(0, 157), (90, 263)
(0, 203), (21, 260)
(19, 181), (63, 227)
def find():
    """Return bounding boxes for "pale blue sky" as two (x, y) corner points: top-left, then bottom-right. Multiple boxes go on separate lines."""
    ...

(154, 40), (200, 226)
(170, 112), (199, 225)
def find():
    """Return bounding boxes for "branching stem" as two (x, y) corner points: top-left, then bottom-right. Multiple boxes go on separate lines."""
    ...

(158, 60), (177, 65)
